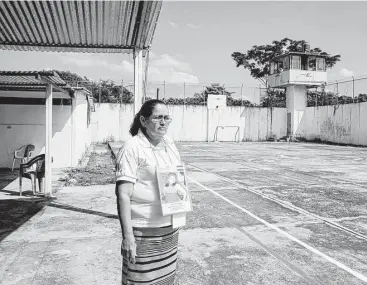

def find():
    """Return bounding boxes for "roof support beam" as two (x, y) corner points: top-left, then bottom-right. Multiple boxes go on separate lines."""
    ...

(39, 75), (71, 96)
(45, 84), (53, 197)
(134, 48), (144, 114)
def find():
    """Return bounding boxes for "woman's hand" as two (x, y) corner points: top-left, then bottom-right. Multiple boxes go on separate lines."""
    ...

(116, 181), (136, 263)
(122, 234), (137, 264)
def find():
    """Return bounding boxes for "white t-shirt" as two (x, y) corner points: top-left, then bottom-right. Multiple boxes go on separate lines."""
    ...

(115, 129), (184, 227)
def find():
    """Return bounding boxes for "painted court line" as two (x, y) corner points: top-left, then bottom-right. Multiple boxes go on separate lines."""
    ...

(187, 163), (367, 242)
(188, 176), (367, 284)
(233, 222), (318, 284)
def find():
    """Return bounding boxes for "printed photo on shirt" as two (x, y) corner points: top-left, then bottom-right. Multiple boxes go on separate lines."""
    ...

(156, 166), (192, 216)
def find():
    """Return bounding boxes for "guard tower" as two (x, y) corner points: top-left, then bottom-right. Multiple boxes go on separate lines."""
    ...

(268, 44), (328, 136)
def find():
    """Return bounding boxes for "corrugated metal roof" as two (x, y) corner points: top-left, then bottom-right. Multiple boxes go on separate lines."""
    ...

(0, 71), (73, 95)
(0, 1), (162, 53)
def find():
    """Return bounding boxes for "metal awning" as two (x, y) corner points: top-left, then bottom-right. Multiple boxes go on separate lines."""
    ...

(0, 0), (162, 53)
(0, 71), (73, 95)
(0, 1), (163, 197)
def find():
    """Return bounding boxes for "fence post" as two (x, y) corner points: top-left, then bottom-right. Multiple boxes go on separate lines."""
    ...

(352, 76), (355, 103)
(240, 83), (243, 111)
(99, 81), (101, 104)
(316, 86), (318, 107)
(120, 79), (124, 105)
(336, 81), (339, 105)
(183, 82), (186, 105)
(164, 80), (166, 99)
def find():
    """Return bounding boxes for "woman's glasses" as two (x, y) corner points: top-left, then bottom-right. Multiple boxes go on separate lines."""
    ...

(149, 115), (172, 123)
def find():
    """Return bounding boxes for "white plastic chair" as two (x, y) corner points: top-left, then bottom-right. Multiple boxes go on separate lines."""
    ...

(12, 144), (35, 171)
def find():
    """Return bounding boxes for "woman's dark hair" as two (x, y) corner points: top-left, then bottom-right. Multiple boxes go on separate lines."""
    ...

(129, 99), (166, 136)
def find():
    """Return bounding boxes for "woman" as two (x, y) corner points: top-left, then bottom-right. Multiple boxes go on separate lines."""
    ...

(115, 99), (187, 285)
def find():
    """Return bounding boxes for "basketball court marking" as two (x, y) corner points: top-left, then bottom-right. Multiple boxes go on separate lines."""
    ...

(188, 163), (367, 242)
(188, 176), (367, 283)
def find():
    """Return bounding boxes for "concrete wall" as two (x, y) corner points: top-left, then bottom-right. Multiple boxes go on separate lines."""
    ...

(241, 107), (287, 141)
(91, 103), (134, 143)
(72, 91), (92, 166)
(91, 102), (367, 146)
(91, 104), (288, 142)
(0, 90), (91, 168)
(296, 102), (367, 145)
(268, 69), (327, 88)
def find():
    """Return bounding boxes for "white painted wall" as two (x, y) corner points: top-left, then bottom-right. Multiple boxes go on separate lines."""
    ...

(240, 107), (287, 141)
(296, 102), (367, 145)
(268, 69), (327, 88)
(0, 89), (91, 168)
(91, 104), (287, 142)
(286, 85), (308, 135)
(72, 90), (92, 166)
(91, 102), (367, 146)
(0, 103), (72, 168)
(91, 103), (134, 143)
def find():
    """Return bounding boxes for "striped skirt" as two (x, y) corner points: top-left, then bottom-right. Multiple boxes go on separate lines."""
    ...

(122, 226), (179, 285)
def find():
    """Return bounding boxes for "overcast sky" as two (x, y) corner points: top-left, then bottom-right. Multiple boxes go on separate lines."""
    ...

(0, 1), (366, 101)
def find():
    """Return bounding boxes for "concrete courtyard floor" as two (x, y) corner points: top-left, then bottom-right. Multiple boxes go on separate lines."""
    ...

(1, 142), (367, 285)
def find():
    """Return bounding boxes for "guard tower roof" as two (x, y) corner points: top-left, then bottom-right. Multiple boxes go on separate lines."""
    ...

(271, 52), (328, 62)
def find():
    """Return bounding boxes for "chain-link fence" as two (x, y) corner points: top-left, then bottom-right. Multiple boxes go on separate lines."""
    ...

(69, 74), (367, 106)
(306, 74), (367, 107)
(324, 74), (367, 102)
(144, 82), (262, 105)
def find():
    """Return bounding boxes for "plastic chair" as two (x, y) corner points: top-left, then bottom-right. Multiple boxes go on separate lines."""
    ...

(19, 154), (45, 196)
(12, 144), (35, 171)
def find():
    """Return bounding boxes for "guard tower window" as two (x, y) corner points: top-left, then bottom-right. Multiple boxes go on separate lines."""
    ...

(316, 57), (325, 71)
(308, 56), (316, 71)
(278, 60), (283, 72)
(270, 62), (275, 75)
(291, 55), (301, 70)
(283, 56), (290, 71)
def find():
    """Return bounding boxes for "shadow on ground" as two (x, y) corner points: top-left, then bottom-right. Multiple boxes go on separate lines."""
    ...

(0, 168), (49, 242)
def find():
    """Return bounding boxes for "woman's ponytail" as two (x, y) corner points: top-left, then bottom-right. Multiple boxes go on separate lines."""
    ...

(129, 111), (141, 136)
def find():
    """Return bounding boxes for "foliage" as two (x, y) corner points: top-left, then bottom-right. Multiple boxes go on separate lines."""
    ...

(90, 80), (134, 104)
(307, 91), (367, 106)
(53, 70), (134, 103)
(193, 83), (234, 102)
(232, 38), (342, 108)
(231, 38), (341, 88)
(194, 83), (255, 106)
(146, 83), (255, 106)
(261, 89), (367, 108)
(358, 93), (367, 102)
(53, 70), (367, 107)
(53, 70), (90, 87)
(260, 89), (286, 107)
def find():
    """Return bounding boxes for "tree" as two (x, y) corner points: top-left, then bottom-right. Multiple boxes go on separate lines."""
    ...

(358, 93), (367, 103)
(261, 89), (286, 107)
(231, 38), (341, 107)
(52, 70), (91, 87)
(232, 38), (340, 88)
(193, 83), (255, 106)
(193, 83), (234, 103)
(92, 80), (134, 103)
(51, 70), (134, 103)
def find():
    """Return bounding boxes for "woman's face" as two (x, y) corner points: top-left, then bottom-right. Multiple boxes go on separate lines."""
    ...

(142, 104), (171, 141)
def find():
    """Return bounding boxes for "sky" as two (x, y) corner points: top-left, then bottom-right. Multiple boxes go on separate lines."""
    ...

(0, 1), (366, 102)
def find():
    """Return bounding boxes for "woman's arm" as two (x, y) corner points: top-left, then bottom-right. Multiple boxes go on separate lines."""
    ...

(116, 180), (136, 263)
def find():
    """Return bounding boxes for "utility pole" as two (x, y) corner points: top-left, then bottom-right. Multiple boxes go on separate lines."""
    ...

(157, 88), (159, 100)
(120, 79), (124, 105)
(99, 80), (101, 103)
(164, 80), (166, 99)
